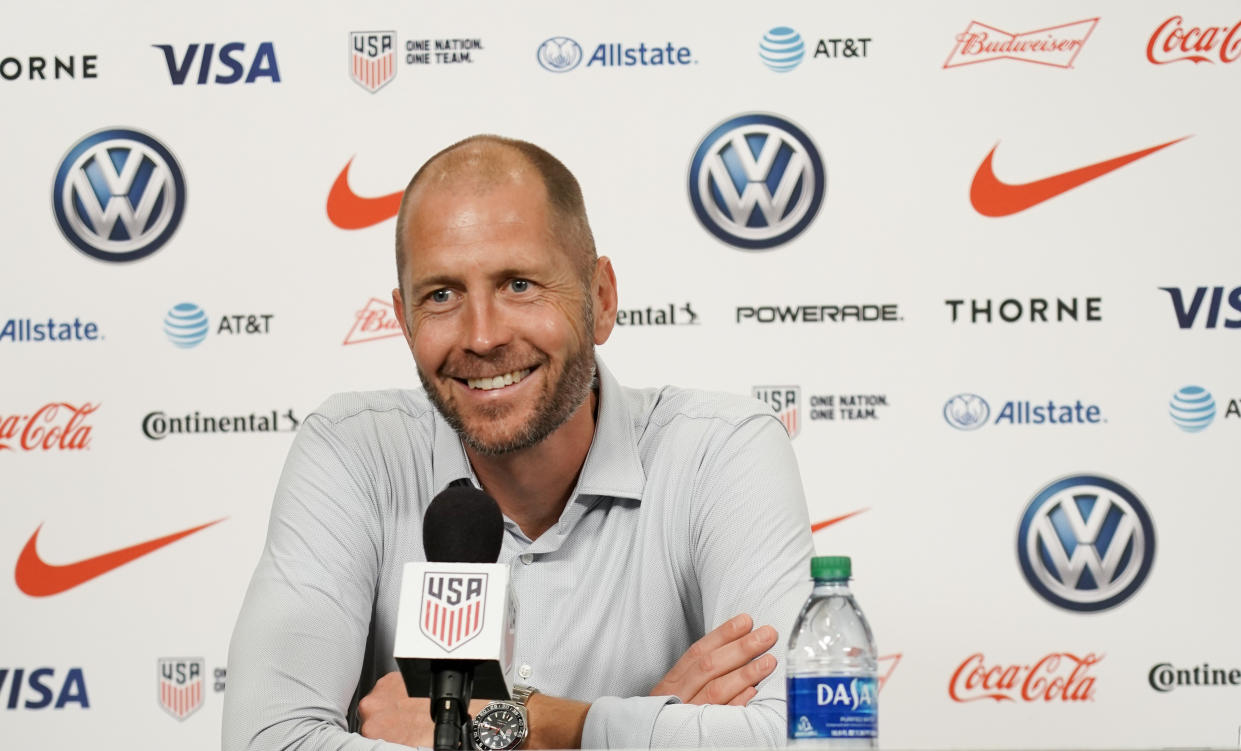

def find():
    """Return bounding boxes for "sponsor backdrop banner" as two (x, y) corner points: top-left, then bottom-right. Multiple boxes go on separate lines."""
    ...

(3, 0), (1240, 748)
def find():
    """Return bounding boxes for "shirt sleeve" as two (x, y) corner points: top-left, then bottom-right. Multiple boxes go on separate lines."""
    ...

(222, 413), (414, 751)
(580, 413), (815, 748)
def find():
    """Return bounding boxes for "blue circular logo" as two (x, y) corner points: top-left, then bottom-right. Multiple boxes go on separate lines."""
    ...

(759, 27), (805, 72)
(943, 393), (990, 430)
(688, 113), (826, 250)
(1017, 475), (1156, 612)
(52, 128), (186, 263)
(536, 37), (583, 72)
(164, 302), (209, 348)
(1169, 385), (1214, 432)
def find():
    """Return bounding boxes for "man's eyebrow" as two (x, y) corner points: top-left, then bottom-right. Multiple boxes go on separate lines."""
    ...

(411, 266), (540, 292)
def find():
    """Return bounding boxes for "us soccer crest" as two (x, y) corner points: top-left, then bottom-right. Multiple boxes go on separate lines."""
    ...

(350, 31), (397, 92)
(753, 385), (801, 438)
(158, 657), (204, 720)
(421, 572), (488, 651)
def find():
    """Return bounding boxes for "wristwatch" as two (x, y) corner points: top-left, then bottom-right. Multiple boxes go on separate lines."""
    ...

(469, 685), (537, 751)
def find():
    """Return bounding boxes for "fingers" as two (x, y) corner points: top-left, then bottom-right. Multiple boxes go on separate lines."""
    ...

(658, 614), (753, 692)
(689, 651), (777, 705)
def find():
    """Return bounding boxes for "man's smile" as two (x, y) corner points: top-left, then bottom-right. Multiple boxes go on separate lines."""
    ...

(463, 367), (534, 391)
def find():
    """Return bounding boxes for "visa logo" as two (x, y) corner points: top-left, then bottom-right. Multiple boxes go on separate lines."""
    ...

(0, 667), (89, 709)
(152, 41), (281, 84)
(1160, 286), (1241, 329)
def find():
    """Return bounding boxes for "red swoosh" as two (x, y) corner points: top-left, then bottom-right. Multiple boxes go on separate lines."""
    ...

(326, 157), (404, 229)
(15, 518), (225, 597)
(810, 508), (868, 533)
(970, 137), (1188, 217)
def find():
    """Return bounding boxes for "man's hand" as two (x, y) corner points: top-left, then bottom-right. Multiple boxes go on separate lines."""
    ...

(358, 671), (489, 747)
(652, 613), (778, 706)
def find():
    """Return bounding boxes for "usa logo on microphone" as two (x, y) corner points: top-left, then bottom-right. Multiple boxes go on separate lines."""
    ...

(421, 572), (488, 651)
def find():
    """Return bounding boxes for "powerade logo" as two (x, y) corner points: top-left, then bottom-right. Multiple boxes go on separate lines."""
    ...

(759, 28), (805, 71)
(1017, 475), (1156, 612)
(164, 303), (209, 348)
(1169, 386), (1215, 432)
(536, 36), (694, 71)
(52, 128), (186, 263)
(944, 393), (1104, 429)
(688, 113), (825, 250)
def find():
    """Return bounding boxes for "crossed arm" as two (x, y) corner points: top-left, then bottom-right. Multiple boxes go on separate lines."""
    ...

(358, 613), (781, 749)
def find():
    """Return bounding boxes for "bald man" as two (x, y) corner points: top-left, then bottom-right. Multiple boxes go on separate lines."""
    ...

(223, 136), (814, 751)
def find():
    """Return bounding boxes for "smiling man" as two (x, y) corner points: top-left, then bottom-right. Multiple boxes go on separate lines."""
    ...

(223, 136), (814, 751)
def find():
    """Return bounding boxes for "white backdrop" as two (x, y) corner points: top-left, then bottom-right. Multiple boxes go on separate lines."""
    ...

(3, 1), (1240, 748)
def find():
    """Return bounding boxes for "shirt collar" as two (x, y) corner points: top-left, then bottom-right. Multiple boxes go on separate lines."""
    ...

(428, 355), (646, 503)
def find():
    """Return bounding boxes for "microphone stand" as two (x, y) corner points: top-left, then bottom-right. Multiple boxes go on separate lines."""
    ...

(429, 660), (474, 751)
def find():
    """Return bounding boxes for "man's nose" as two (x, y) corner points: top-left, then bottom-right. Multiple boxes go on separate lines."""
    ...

(462, 296), (511, 355)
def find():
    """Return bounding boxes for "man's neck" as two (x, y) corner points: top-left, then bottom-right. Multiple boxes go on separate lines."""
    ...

(464, 390), (598, 541)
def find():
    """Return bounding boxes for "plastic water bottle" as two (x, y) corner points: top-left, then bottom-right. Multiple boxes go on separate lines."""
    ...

(786, 556), (878, 748)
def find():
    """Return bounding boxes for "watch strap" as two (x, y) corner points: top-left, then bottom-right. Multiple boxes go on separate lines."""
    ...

(510, 684), (537, 707)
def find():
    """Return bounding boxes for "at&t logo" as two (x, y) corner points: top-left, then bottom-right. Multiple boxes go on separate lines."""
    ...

(688, 113), (825, 250)
(759, 28), (805, 71)
(52, 128), (186, 263)
(1017, 475), (1156, 612)
(1169, 385), (1215, 432)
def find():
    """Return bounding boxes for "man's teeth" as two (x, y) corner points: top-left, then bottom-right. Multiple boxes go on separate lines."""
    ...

(467, 369), (531, 391)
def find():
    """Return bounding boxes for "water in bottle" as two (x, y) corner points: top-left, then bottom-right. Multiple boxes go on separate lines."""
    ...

(786, 555), (877, 748)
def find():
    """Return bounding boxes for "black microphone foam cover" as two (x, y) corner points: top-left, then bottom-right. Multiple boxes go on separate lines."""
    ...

(422, 486), (504, 563)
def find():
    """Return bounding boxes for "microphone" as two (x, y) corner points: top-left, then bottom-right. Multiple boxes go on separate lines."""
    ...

(394, 486), (516, 751)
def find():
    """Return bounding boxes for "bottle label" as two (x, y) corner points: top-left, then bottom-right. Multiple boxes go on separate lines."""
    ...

(787, 676), (878, 740)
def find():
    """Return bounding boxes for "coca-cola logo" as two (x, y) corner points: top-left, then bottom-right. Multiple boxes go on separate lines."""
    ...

(944, 19), (1098, 69)
(0, 403), (97, 452)
(949, 652), (1101, 702)
(343, 297), (403, 345)
(1148, 16), (1241, 65)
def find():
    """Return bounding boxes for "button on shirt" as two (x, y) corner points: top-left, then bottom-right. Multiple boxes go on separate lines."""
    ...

(223, 359), (814, 750)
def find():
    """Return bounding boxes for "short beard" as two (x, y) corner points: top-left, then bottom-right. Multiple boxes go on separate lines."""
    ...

(419, 304), (597, 456)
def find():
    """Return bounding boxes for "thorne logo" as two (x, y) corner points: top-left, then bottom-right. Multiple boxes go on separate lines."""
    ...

(0, 54), (97, 81)
(1148, 16), (1241, 65)
(1017, 475), (1156, 612)
(949, 652), (1101, 702)
(0, 403), (96, 452)
(345, 297), (404, 345)
(945, 297), (1101, 323)
(753, 386), (800, 438)
(688, 113), (825, 250)
(944, 18), (1097, 68)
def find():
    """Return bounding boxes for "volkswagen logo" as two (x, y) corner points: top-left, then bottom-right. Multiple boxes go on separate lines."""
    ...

(52, 128), (186, 263)
(536, 37), (583, 72)
(688, 113), (825, 250)
(1017, 475), (1156, 612)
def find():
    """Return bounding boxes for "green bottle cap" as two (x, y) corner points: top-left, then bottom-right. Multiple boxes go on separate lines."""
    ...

(811, 555), (851, 580)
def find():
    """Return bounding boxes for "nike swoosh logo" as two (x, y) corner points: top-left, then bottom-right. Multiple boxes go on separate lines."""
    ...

(326, 157), (403, 229)
(970, 137), (1188, 217)
(15, 518), (225, 597)
(810, 508), (868, 533)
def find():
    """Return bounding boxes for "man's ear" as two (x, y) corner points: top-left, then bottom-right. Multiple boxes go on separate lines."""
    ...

(592, 256), (618, 345)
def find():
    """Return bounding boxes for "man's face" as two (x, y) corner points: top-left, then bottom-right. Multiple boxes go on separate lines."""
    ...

(394, 177), (603, 455)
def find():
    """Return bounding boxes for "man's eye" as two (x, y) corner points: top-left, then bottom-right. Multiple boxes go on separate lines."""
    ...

(430, 289), (452, 303)
(510, 279), (531, 293)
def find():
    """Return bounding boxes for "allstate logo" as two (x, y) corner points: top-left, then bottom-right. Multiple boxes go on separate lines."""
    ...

(1017, 475), (1156, 612)
(688, 113), (825, 250)
(759, 27), (805, 72)
(52, 128), (186, 263)
(1169, 385), (1214, 432)
(164, 303), (209, 348)
(943, 393), (990, 430)
(536, 37), (582, 72)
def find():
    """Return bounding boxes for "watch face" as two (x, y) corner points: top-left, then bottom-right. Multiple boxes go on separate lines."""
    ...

(472, 703), (527, 751)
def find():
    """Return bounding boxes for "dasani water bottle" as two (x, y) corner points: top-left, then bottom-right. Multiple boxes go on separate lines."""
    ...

(786, 555), (877, 748)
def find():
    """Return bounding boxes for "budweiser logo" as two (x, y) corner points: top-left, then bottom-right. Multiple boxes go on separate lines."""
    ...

(343, 297), (403, 345)
(0, 402), (98, 452)
(944, 19), (1098, 68)
(1148, 16), (1241, 64)
(949, 652), (1101, 702)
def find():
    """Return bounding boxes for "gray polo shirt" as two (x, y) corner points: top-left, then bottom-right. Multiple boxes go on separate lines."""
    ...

(224, 359), (814, 750)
